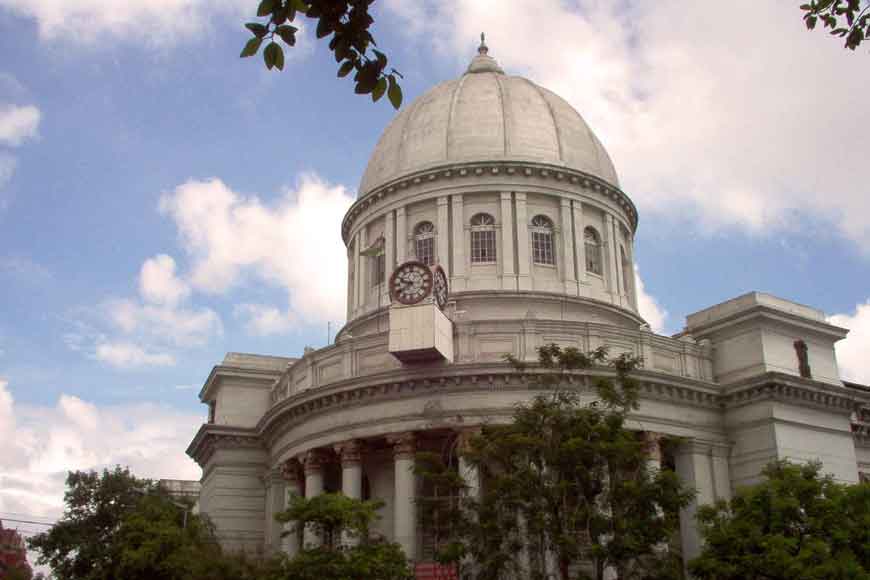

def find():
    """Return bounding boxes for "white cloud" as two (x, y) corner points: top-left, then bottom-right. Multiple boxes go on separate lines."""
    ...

(385, 0), (870, 250)
(139, 254), (190, 306)
(107, 298), (222, 348)
(0, 104), (40, 146)
(160, 174), (353, 325)
(66, 252), (222, 368)
(93, 342), (176, 368)
(0, 378), (201, 522)
(235, 303), (296, 336)
(0, 0), (249, 44)
(634, 266), (667, 334)
(829, 300), (870, 384)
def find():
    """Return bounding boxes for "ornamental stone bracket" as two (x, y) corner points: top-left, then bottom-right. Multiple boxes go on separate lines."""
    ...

(341, 161), (639, 243)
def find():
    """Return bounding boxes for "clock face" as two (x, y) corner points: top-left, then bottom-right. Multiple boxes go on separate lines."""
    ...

(432, 265), (448, 310)
(389, 261), (433, 305)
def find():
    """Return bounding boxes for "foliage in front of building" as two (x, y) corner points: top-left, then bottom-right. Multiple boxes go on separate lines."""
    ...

(689, 460), (870, 580)
(271, 493), (413, 580)
(415, 344), (695, 580)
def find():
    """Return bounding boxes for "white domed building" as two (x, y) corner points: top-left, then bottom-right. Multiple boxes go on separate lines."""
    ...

(187, 43), (870, 572)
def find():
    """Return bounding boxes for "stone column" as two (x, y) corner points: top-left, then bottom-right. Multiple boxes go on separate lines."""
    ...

(451, 195), (466, 290)
(642, 431), (663, 475)
(675, 440), (716, 569)
(515, 193), (531, 290)
(336, 440), (364, 546)
(437, 197), (449, 273)
(358, 228), (368, 310)
(389, 432), (417, 561)
(303, 450), (327, 548)
(560, 198), (577, 296)
(396, 206), (407, 263)
(281, 459), (303, 557)
(457, 429), (480, 499)
(499, 192), (516, 290)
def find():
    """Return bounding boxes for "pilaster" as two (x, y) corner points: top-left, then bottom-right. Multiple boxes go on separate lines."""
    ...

(604, 214), (619, 296)
(573, 201), (588, 293)
(499, 192), (517, 290)
(515, 193), (531, 290)
(451, 195), (466, 290)
(437, 196), (449, 273)
(385, 210), (395, 275)
(396, 206), (407, 263)
(560, 198), (577, 295)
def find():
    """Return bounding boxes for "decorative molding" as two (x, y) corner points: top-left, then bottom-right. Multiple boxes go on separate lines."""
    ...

(187, 425), (264, 467)
(342, 161), (639, 244)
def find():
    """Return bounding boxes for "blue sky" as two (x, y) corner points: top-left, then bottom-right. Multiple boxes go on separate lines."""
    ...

(1, 0), (869, 542)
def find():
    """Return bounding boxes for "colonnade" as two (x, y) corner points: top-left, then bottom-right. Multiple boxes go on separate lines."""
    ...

(266, 430), (731, 571)
(273, 431), (426, 560)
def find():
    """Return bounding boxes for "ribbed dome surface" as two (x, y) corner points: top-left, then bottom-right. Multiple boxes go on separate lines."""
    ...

(358, 52), (619, 198)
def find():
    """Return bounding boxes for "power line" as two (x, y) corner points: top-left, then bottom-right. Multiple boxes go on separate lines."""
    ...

(1, 518), (55, 527)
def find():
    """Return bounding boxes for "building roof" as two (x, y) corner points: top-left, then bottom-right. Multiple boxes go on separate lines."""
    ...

(357, 41), (619, 198)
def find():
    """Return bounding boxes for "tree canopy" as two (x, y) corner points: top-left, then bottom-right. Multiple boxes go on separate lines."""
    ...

(689, 461), (870, 580)
(416, 345), (694, 580)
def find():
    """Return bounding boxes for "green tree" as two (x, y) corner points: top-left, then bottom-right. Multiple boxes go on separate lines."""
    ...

(273, 492), (412, 580)
(27, 467), (266, 580)
(416, 344), (694, 580)
(689, 460), (870, 580)
(28, 467), (151, 580)
(801, 1), (870, 50)
(241, 0), (403, 108)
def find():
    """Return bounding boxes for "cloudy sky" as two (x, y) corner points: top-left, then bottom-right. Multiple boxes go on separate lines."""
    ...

(1, 0), (869, 550)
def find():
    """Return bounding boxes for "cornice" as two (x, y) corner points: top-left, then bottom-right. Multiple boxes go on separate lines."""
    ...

(342, 161), (639, 243)
(259, 363), (723, 446)
(199, 364), (285, 402)
(186, 423), (264, 467)
(688, 305), (848, 340)
(720, 372), (868, 414)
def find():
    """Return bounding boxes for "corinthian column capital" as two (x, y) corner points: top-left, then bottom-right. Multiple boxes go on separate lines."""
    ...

(388, 431), (416, 459)
(334, 439), (365, 467)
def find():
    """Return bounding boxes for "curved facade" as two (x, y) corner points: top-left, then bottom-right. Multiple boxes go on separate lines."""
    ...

(187, 44), (870, 573)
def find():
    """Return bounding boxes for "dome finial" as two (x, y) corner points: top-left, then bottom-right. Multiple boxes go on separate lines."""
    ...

(466, 32), (503, 75)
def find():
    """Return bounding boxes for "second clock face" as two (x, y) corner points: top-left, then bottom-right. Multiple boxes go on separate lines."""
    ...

(389, 261), (433, 305)
(432, 265), (448, 310)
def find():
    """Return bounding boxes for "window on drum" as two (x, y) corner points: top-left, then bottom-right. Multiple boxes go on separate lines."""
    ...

(470, 213), (496, 264)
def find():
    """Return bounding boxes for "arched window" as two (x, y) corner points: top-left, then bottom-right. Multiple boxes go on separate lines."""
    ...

(530, 215), (555, 265)
(470, 213), (496, 263)
(620, 245), (632, 296)
(414, 221), (436, 266)
(584, 227), (602, 275)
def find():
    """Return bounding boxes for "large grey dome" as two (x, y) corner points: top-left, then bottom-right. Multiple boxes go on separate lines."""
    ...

(358, 45), (620, 198)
